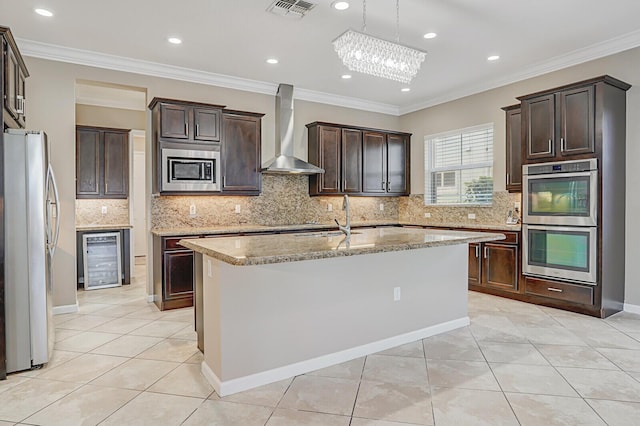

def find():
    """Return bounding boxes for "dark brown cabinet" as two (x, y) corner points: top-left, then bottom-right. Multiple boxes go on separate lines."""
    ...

(467, 231), (520, 293)
(307, 122), (409, 196)
(1, 26), (28, 130)
(521, 83), (595, 162)
(76, 126), (129, 199)
(307, 124), (362, 195)
(153, 98), (223, 144)
(221, 111), (263, 194)
(502, 104), (522, 192)
(153, 236), (199, 310)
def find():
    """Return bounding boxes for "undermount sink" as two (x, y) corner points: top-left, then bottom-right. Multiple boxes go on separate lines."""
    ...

(295, 231), (360, 238)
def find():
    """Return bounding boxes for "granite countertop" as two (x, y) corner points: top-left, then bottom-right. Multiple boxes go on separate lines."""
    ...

(76, 224), (133, 231)
(179, 227), (505, 266)
(151, 220), (519, 237)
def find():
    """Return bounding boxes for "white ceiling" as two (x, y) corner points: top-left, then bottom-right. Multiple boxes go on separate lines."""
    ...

(2, 0), (640, 115)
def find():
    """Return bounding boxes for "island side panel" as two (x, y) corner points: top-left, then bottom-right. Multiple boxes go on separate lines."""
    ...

(202, 244), (468, 388)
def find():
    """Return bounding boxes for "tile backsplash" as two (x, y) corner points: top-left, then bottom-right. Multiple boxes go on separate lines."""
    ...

(76, 199), (130, 226)
(151, 175), (399, 229)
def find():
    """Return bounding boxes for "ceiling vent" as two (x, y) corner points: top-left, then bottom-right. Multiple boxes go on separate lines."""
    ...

(267, 0), (318, 19)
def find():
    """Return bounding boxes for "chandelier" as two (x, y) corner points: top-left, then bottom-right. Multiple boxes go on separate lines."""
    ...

(332, 0), (427, 84)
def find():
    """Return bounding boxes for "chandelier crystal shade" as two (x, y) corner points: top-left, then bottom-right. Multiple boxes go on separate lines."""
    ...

(332, 0), (426, 84)
(333, 29), (426, 84)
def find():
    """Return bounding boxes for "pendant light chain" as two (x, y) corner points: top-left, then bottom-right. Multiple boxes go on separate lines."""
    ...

(396, 0), (400, 42)
(362, 0), (367, 32)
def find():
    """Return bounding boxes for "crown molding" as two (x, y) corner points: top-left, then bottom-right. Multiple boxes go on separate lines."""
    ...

(16, 38), (401, 116)
(400, 29), (640, 115)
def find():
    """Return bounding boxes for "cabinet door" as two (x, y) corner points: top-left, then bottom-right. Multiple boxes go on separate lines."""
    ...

(160, 103), (190, 139)
(342, 129), (362, 193)
(387, 134), (408, 194)
(315, 126), (341, 193)
(505, 107), (522, 191)
(482, 243), (518, 292)
(103, 131), (129, 198)
(525, 94), (555, 160)
(362, 131), (387, 193)
(468, 243), (482, 286)
(194, 107), (221, 142)
(76, 128), (101, 197)
(559, 86), (594, 156)
(4, 46), (18, 120)
(164, 250), (194, 301)
(221, 114), (261, 193)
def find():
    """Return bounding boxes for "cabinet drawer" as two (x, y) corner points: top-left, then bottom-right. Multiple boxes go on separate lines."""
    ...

(525, 277), (593, 305)
(498, 231), (519, 245)
(163, 236), (199, 250)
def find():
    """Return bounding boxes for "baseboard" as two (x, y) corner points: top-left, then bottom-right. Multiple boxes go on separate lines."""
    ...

(147, 295), (155, 303)
(623, 303), (640, 315)
(52, 303), (79, 315)
(202, 316), (470, 397)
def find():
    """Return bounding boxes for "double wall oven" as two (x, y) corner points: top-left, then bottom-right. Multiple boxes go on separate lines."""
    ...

(522, 159), (598, 285)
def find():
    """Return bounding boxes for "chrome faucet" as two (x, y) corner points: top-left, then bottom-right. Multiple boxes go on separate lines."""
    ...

(334, 194), (351, 239)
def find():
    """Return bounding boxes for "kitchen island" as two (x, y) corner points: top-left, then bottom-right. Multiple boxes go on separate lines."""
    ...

(180, 227), (504, 396)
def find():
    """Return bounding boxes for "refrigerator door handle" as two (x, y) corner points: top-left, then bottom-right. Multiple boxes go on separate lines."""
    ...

(46, 164), (61, 258)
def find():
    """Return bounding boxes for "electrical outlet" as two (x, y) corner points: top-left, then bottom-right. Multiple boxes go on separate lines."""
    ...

(393, 287), (401, 301)
(424, 212), (431, 218)
(468, 213), (476, 219)
(189, 204), (196, 216)
(235, 204), (241, 214)
(379, 203), (384, 211)
(327, 203), (333, 212)
(101, 206), (107, 214)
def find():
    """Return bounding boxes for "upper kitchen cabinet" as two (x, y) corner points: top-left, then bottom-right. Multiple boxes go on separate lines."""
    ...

(1, 26), (29, 129)
(307, 122), (410, 196)
(519, 76), (629, 164)
(221, 110), (263, 194)
(363, 131), (410, 195)
(150, 98), (225, 145)
(502, 104), (522, 192)
(307, 124), (362, 195)
(76, 126), (129, 199)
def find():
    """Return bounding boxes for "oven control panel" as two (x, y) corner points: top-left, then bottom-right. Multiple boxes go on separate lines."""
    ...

(524, 158), (597, 175)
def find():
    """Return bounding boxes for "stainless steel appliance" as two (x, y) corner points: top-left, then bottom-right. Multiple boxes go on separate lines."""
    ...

(3, 129), (60, 373)
(522, 158), (598, 285)
(161, 148), (220, 191)
(83, 232), (122, 290)
(522, 224), (597, 284)
(522, 159), (598, 226)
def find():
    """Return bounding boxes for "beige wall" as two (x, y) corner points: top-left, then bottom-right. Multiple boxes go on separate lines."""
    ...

(76, 104), (146, 130)
(400, 46), (640, 306)
(23, 57), (400, 308)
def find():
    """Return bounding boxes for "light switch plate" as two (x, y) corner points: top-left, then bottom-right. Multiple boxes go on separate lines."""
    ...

(327, 203), (333, 212)
(379, 203), (384, 211)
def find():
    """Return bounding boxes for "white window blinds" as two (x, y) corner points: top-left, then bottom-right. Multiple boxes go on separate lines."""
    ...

(424, 123), (494, 205)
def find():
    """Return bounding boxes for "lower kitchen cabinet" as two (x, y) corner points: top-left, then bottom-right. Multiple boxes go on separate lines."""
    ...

(468, 232), (519, 293)
(153, 236), (199, 310)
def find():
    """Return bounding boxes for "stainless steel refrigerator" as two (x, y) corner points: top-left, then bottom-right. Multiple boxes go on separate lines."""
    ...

(3, 129), (60, 373)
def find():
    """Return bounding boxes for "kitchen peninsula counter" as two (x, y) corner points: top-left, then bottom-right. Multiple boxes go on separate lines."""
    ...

(186, 227), (504, 397)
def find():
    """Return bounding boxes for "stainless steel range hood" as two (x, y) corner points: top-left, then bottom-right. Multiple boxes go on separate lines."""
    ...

(261, 84), (324, 174)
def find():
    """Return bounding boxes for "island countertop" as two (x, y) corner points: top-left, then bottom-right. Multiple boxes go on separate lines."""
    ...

(179, 227), (505, 266)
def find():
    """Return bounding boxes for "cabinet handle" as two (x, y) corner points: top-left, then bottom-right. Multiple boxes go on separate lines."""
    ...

(475, 246), (479, 258)
(548, 139), (552, 154)
(185, 122), (189, 135)
(16, 95), (24, 114)
(506, 173), (510, 184)
(196, 123), (200, 136)
(343, 180), (346, 190)
(560, 137), (565, 152)
(484, 246), (488, 259)
(382, 182), (385, 190)
(547, 287), (563, 293)
(387, 181), (390, 192)
(222, 176), (225, 187)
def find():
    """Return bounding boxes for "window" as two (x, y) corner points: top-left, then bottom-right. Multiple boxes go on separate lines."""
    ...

(424, 123), (494, 205)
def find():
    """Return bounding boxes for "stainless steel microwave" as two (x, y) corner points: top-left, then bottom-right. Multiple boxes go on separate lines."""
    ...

(161, 148), (220, 192)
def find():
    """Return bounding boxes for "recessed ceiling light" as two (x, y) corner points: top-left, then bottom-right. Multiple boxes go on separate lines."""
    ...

(266, 58), (279, 64)
(341, 74), (352, 79)
(332, 1), (350, 10)
(401, 88), (411, 92)
(487, 55), (500, 61)
(423, 32), (437, 39)
(168, 37), (182, 45)
(34, 8), (53, 17)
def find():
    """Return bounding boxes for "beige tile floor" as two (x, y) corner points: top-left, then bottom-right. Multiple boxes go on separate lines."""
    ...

(1, 259), (640, 425)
